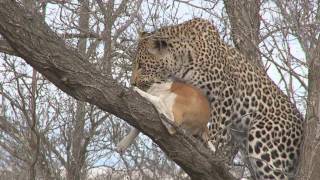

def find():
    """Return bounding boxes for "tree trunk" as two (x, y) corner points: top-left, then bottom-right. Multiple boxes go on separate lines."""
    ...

(296, 42), (320, 180)
(272, 2), (320, 179)
(66, 1), (90, 180)
(28, 69), (40, 180)
(224, 0), (262, 67)
(0, 1), (234, 180)
(66, 102), (87, 180)
(23, 1), (39, 180)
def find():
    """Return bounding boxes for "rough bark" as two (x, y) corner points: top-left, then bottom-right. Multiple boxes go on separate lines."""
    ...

(296, 40), (320, 180)
(0, 1), (234, 180)
(0, 39), (15, 56)
(224, 0), (262, 67)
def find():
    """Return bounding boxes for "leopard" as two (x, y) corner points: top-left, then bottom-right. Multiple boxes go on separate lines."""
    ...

(131, 18), (304, 180)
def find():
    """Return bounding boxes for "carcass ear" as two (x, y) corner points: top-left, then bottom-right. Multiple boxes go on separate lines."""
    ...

(148, 38), (169, 56)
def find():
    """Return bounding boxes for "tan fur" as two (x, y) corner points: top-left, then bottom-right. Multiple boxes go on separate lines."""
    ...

(170, 82), (210, 141)
(117, 81), (210, 153)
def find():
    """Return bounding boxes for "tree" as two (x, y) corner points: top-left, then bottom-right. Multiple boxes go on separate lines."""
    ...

(273, 1), (320, 179)
(0, 0), (318, 179)
(0, 1), (234, 180)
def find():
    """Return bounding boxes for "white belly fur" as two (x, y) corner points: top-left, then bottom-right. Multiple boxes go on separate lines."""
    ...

(147, 82), (177, 120)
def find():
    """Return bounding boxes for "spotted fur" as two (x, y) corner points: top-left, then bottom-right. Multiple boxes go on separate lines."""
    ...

(132, 18), (303, 179)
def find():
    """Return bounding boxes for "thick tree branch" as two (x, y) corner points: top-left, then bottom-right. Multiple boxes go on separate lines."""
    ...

(0, 39), (16, 56)
(0, 1), (234, 180)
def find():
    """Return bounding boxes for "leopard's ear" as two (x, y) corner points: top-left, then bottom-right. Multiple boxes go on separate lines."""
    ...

(147, 38), (169, 56)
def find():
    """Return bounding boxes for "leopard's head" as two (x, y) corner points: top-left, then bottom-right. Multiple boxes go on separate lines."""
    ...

(131, 19), (221, 90)
(131, 32), (180, 90)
